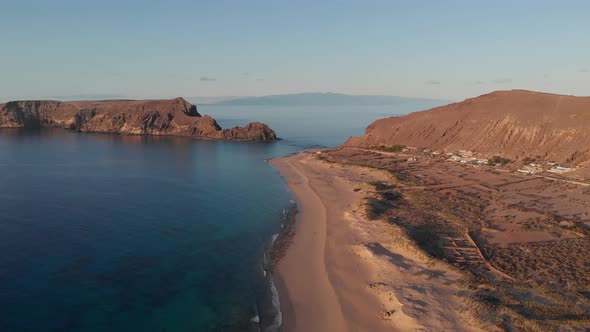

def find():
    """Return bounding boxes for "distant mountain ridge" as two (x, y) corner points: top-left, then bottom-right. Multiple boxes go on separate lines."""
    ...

(344, 90), (590, 165)
(215, 92), (450, 106)
(187, 96), (246, 105)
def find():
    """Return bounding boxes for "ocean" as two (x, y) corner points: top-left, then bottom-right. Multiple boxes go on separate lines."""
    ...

(0, 103), (442, 331)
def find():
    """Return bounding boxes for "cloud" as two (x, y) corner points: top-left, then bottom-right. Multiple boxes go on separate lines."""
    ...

(200, 76), (217, 82)
(425, 80), (441, 85)
(580, 68), (589, 73)
(256, 78), (265, 82)
(473, 80), (485, 85)
(493, 78), (512, 84)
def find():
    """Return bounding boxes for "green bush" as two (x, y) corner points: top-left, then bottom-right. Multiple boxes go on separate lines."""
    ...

(489, 155), (511, 165)
(369, 144), (405, 152)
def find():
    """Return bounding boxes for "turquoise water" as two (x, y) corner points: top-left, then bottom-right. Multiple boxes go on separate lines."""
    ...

(0, 103), (443, 331)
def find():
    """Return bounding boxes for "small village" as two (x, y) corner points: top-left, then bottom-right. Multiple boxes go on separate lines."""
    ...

(441, 150), (574, 175)
(369, 145), (577, 177)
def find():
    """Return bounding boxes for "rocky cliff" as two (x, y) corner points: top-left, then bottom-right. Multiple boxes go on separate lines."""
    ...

(344, 90), (590, 165)
(0, 98), (276, 141)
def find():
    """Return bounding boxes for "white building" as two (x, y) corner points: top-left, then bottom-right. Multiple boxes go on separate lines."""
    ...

(548, 166), (573, 174)
(518, 165), (543, 174)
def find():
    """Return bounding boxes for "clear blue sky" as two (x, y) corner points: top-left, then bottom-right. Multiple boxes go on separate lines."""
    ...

(2, 0), (589, 101)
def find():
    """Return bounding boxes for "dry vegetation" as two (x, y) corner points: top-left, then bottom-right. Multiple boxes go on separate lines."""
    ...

(318, 148), (590, 331)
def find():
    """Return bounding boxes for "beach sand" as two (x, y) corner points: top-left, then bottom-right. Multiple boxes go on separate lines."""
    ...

(270, 151), (486, 332)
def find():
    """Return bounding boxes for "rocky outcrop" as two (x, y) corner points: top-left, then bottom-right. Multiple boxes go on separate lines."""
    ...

(220, 122), (277, 141)
(0, 98), (276, 141)
(344, 90), (590, 165)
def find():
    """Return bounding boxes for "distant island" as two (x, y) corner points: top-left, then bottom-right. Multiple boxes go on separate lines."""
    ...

(214, 92), (450, 107)
(0, 98), (276, 141)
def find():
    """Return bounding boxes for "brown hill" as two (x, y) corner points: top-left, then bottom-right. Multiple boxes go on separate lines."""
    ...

(344, 90), (590, 165)
(0, 98), (276, 141)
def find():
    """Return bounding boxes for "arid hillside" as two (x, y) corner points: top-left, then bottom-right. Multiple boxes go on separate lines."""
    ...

(344, 90), (590, 165)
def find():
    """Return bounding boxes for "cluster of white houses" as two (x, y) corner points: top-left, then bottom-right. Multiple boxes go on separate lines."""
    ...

(442, 150), (574, 175)
(380, 146), (576, 175)
(445, 151), (489, 165)
(517, 161), (574, 175)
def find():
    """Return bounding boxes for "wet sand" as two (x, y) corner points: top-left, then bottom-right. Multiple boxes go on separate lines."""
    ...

(270, 151), (485, 332)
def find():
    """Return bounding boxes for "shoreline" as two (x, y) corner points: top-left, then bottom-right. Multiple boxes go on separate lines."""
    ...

(255, 202), (297, 332)
(0, 127), (280, 142)
(269, 151), (487, 331)
(269, 152), (349, 331)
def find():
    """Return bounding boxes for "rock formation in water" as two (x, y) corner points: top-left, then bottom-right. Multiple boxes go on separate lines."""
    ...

(0, 97), (276, 141)
(344, 90), (590, 165)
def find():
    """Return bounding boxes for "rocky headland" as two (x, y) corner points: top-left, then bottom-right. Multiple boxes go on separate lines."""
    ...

(0, 97), (276, 141)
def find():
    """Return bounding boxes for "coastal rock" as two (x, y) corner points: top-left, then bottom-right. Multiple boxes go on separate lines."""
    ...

(344, 90), (590, 165)
(0, 98), (277, 141)
(220, 122), (277, 141)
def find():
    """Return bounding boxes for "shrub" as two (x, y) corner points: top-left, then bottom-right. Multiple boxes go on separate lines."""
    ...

(370, 144), (405, 152)
(489, 155), (511, 165)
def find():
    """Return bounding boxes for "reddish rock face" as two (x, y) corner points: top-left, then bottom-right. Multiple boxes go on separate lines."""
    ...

(0, 97), (277, 141)
(344, 90), (590, 165)
(220, 122), (277, 141)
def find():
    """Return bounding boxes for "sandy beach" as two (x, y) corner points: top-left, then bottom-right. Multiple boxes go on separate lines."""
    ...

(270, 151), (486, 332)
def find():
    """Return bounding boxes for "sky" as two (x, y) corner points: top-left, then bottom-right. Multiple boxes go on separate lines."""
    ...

(1, 0), (589, 101)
